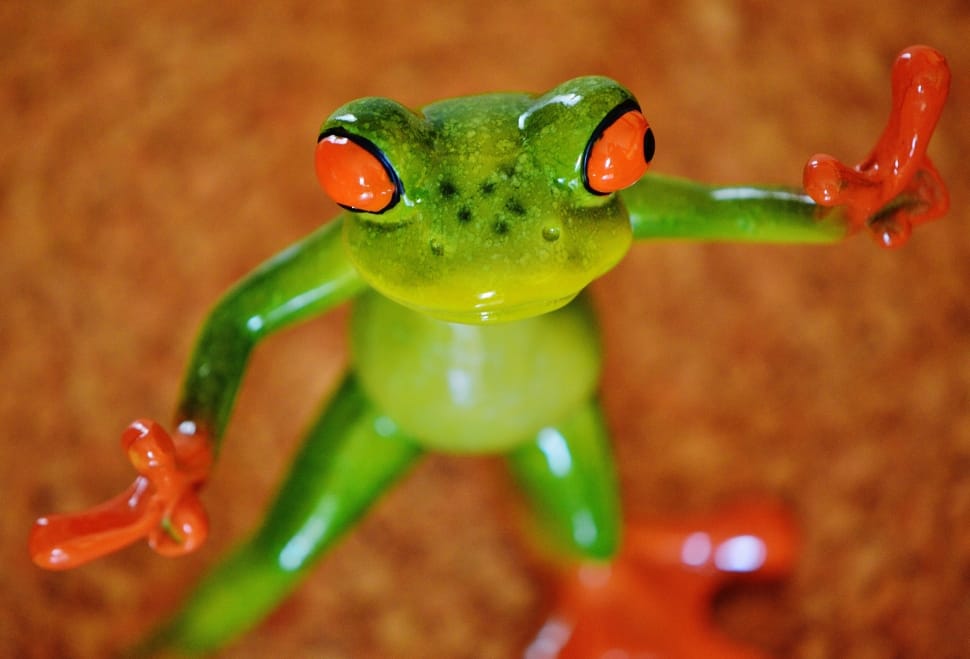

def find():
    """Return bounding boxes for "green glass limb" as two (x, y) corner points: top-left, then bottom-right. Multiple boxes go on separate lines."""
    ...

(176, 216), (366, 442)
(506, 399), (620, 562)
(140, 375), (422, 656)
(622, 173), (848, 243)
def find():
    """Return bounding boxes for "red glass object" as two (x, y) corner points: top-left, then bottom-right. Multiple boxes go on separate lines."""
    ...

(315, 131), (400, 213)
(528, 501), (798, 659)
(586, 109), (654, 194)
(804, 45), (951, 247)
(29, 420), (212, 570)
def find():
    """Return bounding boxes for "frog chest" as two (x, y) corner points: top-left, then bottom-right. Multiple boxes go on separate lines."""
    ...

(349, 290), (602, 453)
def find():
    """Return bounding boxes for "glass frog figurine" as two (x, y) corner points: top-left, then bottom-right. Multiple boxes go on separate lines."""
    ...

(29, 45), (950, 657)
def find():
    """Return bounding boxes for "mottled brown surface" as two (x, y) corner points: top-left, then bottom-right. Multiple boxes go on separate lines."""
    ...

(2, 2), (968, 657)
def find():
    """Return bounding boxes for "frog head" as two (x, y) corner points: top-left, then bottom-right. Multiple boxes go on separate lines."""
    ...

(315, 76), (654, 323)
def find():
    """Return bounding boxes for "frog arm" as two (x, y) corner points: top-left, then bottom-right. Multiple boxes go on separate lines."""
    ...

(626, 45), (950, 247)
(176, 214), (365, 444)
(623, 174), (847, 244)
(29, 215), (368, 570)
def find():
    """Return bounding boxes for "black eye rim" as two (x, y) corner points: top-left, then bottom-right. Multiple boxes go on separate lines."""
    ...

(317, 126), (404, 214)
(581, 98), (652, 196)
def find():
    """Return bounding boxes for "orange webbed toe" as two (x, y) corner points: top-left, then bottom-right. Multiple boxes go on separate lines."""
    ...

(528, 501), (798, 659)
(29, 419), (212, 570)
(803, 45), (950, 247)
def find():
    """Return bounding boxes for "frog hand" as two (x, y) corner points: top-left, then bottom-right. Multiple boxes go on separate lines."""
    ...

(29, 419), (213, 570)
(529, 501), (798, 659)
(803, 45), (951, 247)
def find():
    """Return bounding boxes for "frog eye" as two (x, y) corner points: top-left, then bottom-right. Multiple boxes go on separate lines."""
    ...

(583, 101), (654, 195)
(315, 128), (402, 213)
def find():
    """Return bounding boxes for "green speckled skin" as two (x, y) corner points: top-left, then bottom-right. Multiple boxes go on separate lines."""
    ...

(325, 77), (636, 323)
(152, 77), (852, 653)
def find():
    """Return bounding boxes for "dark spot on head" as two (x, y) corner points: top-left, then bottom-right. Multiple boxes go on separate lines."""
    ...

(439, 180), (458, 199)
(494, 220), (510, 235)
(480, 181), (496, 195)
(457, 207), (472, 223)
(505, 198), (526, 216)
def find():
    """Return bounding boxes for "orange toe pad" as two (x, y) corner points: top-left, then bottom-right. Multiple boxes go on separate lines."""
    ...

(528, 500), (798, 659)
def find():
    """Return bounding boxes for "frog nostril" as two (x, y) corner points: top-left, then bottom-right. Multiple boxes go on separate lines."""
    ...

(542, 226), (560, 242)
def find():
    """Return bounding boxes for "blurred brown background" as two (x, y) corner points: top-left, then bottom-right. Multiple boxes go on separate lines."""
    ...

(2, 1), (968, 657)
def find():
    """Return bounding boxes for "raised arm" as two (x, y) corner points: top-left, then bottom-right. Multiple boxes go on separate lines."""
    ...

(625, 45), (950, 247)
(624, 175), (846, 243)
(30, 216), (366, 570)
(175, 216), (364, 443)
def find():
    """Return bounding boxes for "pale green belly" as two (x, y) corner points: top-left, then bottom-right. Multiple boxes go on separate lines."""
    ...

(350, 290), (602, 453)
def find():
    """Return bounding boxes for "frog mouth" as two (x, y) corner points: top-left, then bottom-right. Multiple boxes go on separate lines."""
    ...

(410, 290), (582, 325)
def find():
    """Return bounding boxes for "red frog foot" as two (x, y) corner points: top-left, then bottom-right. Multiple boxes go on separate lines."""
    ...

(29, 420), (213, 570)
(804, 45), (951, 247)
(528, 501), (799, 659)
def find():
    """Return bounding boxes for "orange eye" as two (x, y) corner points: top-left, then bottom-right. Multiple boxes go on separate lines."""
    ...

(315, 129), (401, 213)
(583, 102), (654, 195)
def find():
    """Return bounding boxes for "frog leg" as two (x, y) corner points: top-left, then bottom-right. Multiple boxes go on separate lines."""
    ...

(137, 375), (422, 656)
(508, 401), (799, 658)
(506, 399), (621, 562)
